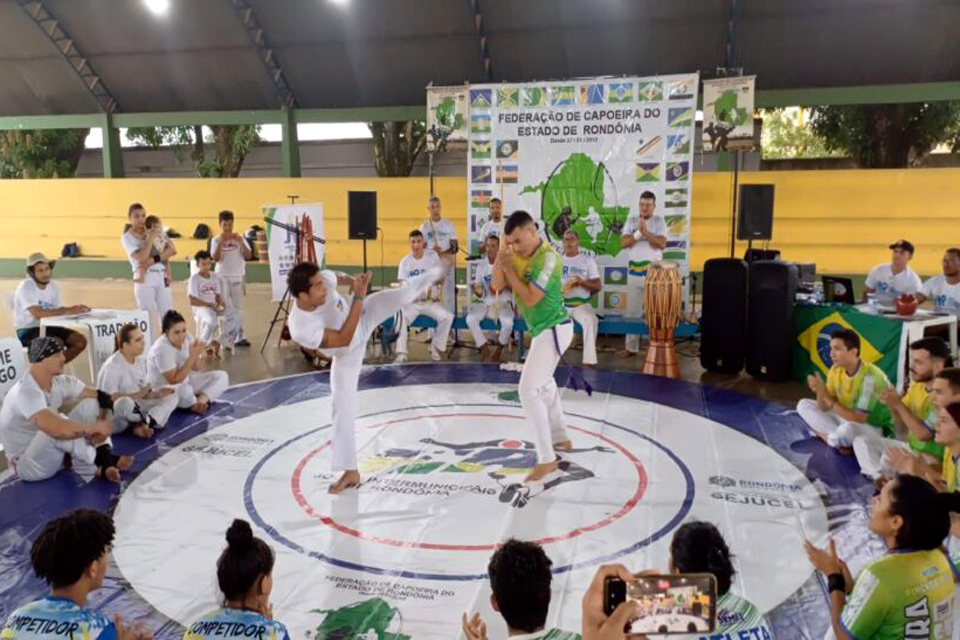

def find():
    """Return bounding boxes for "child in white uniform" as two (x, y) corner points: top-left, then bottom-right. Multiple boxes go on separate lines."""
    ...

(210, 210), (253, 347)
(189, 250), (230, 356)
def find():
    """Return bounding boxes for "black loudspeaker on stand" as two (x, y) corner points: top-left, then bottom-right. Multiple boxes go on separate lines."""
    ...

(348, 191), (377, 273)
(746, 261), (798, 382)
(700, 258), (748, 373)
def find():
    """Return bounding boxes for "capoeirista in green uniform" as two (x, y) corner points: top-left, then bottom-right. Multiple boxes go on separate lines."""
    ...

(510, 240), (568, 338)
(805, 474), (960, 640)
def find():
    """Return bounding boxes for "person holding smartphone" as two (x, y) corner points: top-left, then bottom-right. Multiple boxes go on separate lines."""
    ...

(805, 474), (960, 640)
(669, 521), (770, 640)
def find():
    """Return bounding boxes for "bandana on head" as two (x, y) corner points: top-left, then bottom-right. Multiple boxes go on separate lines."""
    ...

(29, 336), (66, 363)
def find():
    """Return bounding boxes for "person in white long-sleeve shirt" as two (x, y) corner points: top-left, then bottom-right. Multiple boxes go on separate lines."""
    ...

(97, 323), (179, 439)
(395, 230), (453, 364)
(561, 230), (601, 367)
(864, 239), (923, 306)
(147, 310), (228, 414)
(466, 235), (514, 362)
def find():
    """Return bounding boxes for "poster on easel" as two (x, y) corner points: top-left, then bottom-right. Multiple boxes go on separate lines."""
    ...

(263, 204), (325, 302)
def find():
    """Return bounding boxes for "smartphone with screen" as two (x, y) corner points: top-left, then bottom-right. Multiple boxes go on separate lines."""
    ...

(604, 574), (717, 636)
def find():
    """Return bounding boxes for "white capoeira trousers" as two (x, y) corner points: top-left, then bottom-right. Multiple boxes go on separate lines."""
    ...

(175, 371), (229, 408)
(221, 277), (246, 340)
(110, 393), (179, 432)
(519, 321), (574, 464)
(327, 269), (440, 472)
(625, 272), (647, 353)
(12, 398), (109, 482)
(796, 398), (883, 448)
(134, 276), (174, 337)
(567, 304), (599, 365)
(466, 302), (514, 348)
(193, 307), (220, 344)
(397, 301), (453, 354)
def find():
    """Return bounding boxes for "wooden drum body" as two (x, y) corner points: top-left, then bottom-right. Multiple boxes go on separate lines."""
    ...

(642, 261), (682, 378)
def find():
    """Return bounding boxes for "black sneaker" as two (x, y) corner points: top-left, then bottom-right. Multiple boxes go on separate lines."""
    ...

(235, 339), (251, 347)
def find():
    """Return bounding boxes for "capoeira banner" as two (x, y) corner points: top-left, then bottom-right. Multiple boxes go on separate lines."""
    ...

(263, 204), (325, 302)
(465, 74), (698, 312)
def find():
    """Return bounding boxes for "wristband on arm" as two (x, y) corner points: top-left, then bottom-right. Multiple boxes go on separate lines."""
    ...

(96, 390), (114, 410)
(827, 573), (846, 594)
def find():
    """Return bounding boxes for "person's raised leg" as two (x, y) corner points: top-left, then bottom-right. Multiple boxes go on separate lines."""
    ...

(329, 348), (363, 493)
(356, 267), (444, 348)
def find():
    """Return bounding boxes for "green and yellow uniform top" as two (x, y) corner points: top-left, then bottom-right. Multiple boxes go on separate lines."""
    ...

(902, 381), (945, 459)
(826, 361), (894, 437)
(841, 548), (960, 640)
(511, 241), (569, 338)
(942, 447), (960, 492)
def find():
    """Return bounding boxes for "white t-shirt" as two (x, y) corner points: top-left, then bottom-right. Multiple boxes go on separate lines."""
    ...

(121, 229), (166, 285)
(97, 351), (150, 396)
(399, 250), (441, 300)
(287, 270), (351, 357)
(479, 218), (504, 244)
(210, 234), (250, 278)
(622, 214), (668, 264)
(0, 371), (86, 461)
(865, 263), (923, 304)
(562, 253), (600, 306)
(13, 278), (62, 330)
(188, 272), (222, 308)
(922, 276), (960, 314)
(420, 218), (457, 253)
(473, 258), (497, 304)
(147, 333), (195, 387)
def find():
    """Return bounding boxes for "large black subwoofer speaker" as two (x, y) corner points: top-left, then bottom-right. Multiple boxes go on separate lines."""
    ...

(746, 260), (798, 381)
(700, 258), (748, 373)
(348, 191), (377, 240)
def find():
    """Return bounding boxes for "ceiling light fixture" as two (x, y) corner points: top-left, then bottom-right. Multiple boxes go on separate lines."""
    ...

(144, 0), (170, 16)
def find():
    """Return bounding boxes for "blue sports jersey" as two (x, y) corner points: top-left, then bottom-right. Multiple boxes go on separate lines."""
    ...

(1, 597), (116, 640)
(184, 608), (290, 640)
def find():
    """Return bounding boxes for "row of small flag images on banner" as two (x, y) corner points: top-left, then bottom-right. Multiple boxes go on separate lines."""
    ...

(467, 78), (696, 109)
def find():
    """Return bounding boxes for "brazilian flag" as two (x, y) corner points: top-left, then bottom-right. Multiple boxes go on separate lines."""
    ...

(793, 306), (903, 384)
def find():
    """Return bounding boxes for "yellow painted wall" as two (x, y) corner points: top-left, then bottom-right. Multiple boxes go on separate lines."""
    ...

(0, 169), (958, 275)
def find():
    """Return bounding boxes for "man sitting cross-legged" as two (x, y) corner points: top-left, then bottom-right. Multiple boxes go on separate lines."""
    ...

(0, 337), (133, 482)
(797, 328), (893, 453)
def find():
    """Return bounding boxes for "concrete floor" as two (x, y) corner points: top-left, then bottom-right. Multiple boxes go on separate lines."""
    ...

(0, 277), (807, 469)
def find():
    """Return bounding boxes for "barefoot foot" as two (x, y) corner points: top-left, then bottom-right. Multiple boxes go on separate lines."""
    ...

(328, 470), (362, 494)
(525, 460), (559, 483)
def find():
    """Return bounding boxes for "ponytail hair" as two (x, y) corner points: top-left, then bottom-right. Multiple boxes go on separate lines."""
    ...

(114, 323), (140, 352)
(216, 519), (275, 602)
(889, 474), (960, 550)
(669, 521), (736, 596)
(161, 310), (185, 335)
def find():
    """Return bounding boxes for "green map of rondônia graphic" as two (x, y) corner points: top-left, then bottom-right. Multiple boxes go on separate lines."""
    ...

(431, 97), (465, 132)
(520, 152), (630, 257)
(707, 89), (749, 127)
(310, 597), (410, 640)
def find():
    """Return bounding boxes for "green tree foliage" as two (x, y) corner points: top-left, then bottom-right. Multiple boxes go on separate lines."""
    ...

(760, 109), (842, 160)
(809, 102), (960, 168)
(369, 121), (426, 177)
(125, 124), (261, 177)
(0, 129), (89, 178)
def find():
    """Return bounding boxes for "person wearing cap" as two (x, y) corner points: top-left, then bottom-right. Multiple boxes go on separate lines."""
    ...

(0, 336), (134, 482)
(863, 240), (923, 306)
(13, 253), (90, 364)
